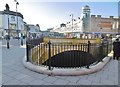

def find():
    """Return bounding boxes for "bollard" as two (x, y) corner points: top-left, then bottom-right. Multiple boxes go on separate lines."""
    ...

(7, 40), (9, 49)
(6, 35), (10, 49)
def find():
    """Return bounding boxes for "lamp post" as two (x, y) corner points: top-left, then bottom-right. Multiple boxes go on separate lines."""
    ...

(7, 11), (10, 36)
(70, 14), (74, 37)
(14, 0), (19, 40)
(118, 18), (120, 34)
(7, 12), (10, 49)
(5, 4), (10, 49)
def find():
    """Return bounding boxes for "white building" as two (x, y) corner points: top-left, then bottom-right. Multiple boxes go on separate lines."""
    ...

(51, 5), (119, 38)
(27, 24), (41, 38)
(0, 4), (24, 38)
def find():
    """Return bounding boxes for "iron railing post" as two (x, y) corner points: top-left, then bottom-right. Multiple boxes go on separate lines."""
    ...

(87, 41), (91, 69)
(99, 42), (103, 62)
(48, 41), (51, 70)
(107, 41), (108, 56)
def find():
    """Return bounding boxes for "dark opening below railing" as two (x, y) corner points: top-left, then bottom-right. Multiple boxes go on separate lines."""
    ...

(26, 38), (112, 70)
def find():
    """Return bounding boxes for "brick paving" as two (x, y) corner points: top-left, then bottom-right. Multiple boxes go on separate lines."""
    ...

(0, 39), (119, 86)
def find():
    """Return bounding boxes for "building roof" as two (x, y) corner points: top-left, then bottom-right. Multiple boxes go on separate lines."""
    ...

(82, 5), (90, 10)
(0, 10), (24, 19)
(27, 24), (34, 26)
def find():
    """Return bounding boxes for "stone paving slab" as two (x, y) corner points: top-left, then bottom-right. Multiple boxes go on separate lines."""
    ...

(4, 79), (22, 85)
(86, 75), (100, 83)
(76, 79), (92, 85)
(19, 75), (36, 84)
(1, 39), (119, 86)
(52, 79), (70, 85)
(64, 76), (80, 83)
(42, 76), (58, 83)
(30, 73), (48, 80)
(2, 74), (15, 84)
(28, 79), (45, 85)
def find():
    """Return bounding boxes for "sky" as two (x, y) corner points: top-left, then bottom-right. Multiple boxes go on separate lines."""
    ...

(0, 0), (119, 30)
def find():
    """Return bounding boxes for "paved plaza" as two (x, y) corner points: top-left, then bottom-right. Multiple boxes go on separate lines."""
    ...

(0, 39), (119, 86)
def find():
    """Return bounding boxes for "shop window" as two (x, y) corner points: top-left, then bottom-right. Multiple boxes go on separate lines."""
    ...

(21, 25), (23, 29)
(10, 24), (16, 29)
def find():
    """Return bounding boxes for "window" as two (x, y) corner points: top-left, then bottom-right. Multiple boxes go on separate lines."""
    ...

(11, 16), (15, 21)
(10, 24), (16, 29)
(21, 25), (23, 29)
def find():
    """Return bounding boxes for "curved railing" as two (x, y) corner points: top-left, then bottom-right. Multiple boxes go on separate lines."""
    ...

(26, 37), (112, 70)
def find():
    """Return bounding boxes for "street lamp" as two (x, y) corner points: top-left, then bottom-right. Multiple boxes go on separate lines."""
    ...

(14, 0), (19, 40)
(118, 18), (120, 34)
(70, 14), (74, 37)
(5, 4), (10, 49)
(7, 11), (10, 48)
(7, 9), (10, 36)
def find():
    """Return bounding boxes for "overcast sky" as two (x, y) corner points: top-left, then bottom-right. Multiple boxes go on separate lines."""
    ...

(0, 0), (119, 30)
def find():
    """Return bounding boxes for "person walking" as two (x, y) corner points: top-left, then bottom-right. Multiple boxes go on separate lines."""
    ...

(6, 34), (10, 49)
(113, 38), (120, 60)
(20, 33), (23, 46)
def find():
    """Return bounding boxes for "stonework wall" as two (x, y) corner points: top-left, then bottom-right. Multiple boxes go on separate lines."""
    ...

(90, 16), (119, 33)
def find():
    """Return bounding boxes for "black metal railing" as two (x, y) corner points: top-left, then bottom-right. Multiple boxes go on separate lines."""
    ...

(26, 37), (43, 62)
(26, 38), (112, 70)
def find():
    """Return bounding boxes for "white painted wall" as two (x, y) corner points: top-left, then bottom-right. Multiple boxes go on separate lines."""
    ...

(0, 14), (2, 29)
(3, 14), (24, 30)
(28, 25), (40, 33)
